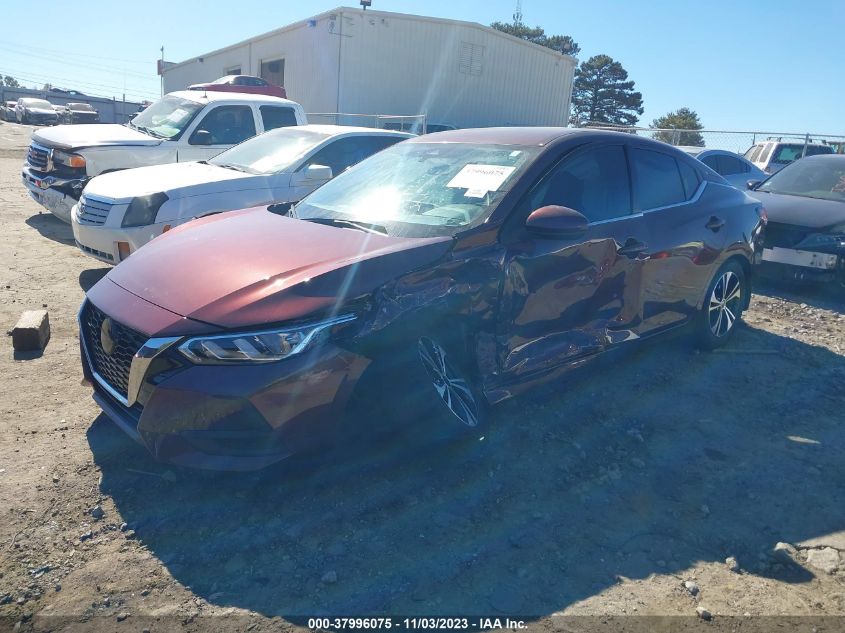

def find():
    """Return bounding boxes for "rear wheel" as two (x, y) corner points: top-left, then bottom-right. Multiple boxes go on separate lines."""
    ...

(695, 260), (746, 349)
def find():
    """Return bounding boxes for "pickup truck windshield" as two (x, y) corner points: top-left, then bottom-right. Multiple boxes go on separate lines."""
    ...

(210, 128), (331, 175)
(129, 96), (204, 140)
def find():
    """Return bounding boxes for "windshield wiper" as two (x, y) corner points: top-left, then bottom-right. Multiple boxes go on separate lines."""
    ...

(302, 217), (388, 235)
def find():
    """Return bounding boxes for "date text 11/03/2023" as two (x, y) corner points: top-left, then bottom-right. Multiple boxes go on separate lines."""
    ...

(306, 618), (528, 630)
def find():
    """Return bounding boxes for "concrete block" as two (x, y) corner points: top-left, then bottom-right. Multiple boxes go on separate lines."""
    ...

(12, 310), (50, 352)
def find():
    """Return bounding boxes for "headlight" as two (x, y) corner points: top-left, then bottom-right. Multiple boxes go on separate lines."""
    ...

(122, 192), (169, 228)
(178, 314), (357, 364)
(51, 149), (86, 169)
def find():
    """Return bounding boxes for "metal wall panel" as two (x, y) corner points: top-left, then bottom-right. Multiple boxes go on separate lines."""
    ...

(163, 9), (576, 129)
(336, 10), (575, 128)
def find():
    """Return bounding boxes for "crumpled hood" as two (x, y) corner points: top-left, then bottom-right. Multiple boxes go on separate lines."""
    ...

(32, 124), (160, 150)
(84, 161), (265, 201)
(102, 208), (453, 330)
(755, 190), (845, 230)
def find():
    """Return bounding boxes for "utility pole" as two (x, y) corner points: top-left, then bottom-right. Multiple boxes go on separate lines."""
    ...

(160, 46), (164, 98)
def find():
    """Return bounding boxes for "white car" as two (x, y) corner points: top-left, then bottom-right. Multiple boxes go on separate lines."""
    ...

(743, 139), (834, 175)
(22, 91), (307, 223)
(677, 147), (767, 189)
(71, 124), (412, 263)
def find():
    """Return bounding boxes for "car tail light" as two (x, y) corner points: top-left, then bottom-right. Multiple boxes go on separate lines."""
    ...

(162, 224), (171, 233)
(758, 207), (768, 225)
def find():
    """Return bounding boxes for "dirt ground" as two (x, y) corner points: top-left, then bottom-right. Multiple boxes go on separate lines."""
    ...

(1, 119), (844, 632)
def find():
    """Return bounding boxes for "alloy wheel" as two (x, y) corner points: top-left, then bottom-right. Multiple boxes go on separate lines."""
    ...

(708, 271), (742, 338)
(417, 337), (479, 427)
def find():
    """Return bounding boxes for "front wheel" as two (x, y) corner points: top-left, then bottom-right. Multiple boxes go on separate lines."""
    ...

(349, 335), (488, 444)
(695, 260), (747, 349)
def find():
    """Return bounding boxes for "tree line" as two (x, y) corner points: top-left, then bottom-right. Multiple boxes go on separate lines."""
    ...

(491, 17), (705, 146)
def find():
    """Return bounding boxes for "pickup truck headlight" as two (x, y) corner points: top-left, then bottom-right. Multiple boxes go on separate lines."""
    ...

(122, 192), (169, 228)
(178, 314), (356, 364)
(51, 149), (86, 169)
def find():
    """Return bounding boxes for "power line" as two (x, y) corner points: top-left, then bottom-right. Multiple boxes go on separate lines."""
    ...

(0, 39), (152, 65)
(0, 45), (157, 81)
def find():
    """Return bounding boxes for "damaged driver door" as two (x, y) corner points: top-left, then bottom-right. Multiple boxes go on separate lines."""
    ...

(498, 142), (650, 382)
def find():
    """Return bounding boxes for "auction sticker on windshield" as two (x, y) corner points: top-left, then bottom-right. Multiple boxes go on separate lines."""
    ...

(447, 164), (515, 198)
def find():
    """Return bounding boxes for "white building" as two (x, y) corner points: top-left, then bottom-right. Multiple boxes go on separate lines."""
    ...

(161, 7), (576, 130)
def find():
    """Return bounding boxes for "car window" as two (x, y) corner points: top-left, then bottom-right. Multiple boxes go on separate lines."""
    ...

(701, 155), (719, 171)
(718, 155), (749, 175)
(260, 106), (298, 131)
(190, 105), (256, 145)
(304, 136), (405, 176)
(677, 159), (701, 198)
(631, 147), (687, 210)
(525, 145), (632, 223)
(757, 158), (845, 202)
(744, 145), (760, 161)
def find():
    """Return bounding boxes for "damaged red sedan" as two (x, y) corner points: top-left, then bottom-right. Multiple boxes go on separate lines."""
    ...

(79, 128), (765, 470)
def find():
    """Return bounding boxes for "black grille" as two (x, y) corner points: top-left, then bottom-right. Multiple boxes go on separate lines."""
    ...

(81, 301), (148, 399)
(764, 222), (813, 249)
(27, 144), (49, 171)
(77, 197), (112, 225)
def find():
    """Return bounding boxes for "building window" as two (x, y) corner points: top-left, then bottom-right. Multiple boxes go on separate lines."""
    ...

(459, 42), (484, 76)
(225, 65), (242, 75)
(260, 58), (285, 87)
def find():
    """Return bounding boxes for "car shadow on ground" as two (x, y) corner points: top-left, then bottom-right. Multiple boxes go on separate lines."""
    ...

(25, 212), (74, 246)
(88, 323), (845, 619)
(756, 278), (844, 314)
(78, 268), (110, 292)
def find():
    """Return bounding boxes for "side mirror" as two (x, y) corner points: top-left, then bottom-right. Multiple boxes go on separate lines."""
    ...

(191, 129), (213, 145)
(525, 205), (589, 239)
(746, 180), (761, 190)
(293, 164), (333, 185)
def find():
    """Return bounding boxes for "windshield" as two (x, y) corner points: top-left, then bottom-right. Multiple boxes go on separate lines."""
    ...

(210, 128), (330, 175)
(129, 96), (204, 140)
(770, 144), (833, 165)
(758, 158), (845, 202)
(69, 103), (94, 112)
(293, 142), (539, 237)
(24, 99), (53, 109)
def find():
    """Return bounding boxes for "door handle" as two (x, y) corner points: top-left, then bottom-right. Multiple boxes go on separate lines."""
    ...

(706, 216), (725, 232)
(617, 238), (648, 258)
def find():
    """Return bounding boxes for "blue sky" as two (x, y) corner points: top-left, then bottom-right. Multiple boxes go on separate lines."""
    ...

(2, 0), (842, 133)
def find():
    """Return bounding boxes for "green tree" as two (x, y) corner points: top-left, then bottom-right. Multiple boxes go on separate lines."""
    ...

(651, 107), (705, 146)
(570, 54), (644, 126)
(490, 22), (580, 56)
(2, 75), (21, 87)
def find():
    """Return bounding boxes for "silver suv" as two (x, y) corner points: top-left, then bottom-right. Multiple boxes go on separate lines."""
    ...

(744, 138), (834, 175)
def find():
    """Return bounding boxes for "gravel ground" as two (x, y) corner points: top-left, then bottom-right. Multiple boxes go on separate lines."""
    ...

(1, 120), (844, 632)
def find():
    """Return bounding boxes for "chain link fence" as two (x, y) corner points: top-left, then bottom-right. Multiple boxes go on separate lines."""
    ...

(574, 122), (845, 156)
(306, 112), (427, 134)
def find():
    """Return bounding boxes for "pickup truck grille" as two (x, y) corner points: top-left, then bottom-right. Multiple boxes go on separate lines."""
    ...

(77, 196), (112, 225)
(27, 144), (50, 171)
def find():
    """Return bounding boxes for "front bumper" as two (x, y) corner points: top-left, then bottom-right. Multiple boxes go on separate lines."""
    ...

(22, 166), (85, 223)
(71, 203), (166, 264)
(759, 225), (845, 283)
(79, 297), (369, 470)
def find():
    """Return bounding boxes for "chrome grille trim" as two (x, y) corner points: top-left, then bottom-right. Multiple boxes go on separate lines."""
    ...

(77, 196), (113, 226)
(27, 143), (50, 172)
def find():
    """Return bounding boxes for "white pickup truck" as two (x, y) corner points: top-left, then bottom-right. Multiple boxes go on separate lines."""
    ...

(21, 90), (307, 222)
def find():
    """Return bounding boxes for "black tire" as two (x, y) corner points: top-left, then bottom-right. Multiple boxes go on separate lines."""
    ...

(350, 335), (488, 444)
(695, 260), (747, 350)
